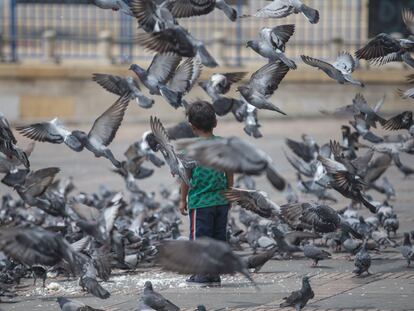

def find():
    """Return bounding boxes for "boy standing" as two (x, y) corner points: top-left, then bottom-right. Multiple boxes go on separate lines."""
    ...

(179, 101), (233, 285)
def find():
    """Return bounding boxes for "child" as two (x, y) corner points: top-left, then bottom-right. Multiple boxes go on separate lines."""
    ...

(179, 101), (233, 285)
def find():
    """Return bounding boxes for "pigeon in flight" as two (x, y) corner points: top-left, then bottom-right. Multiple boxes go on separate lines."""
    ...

(382, 111), (413, 131)
(199, 71), (246, 99)
(157, 238), (255, 285)
(149, 116), (191, 186)
(139, 281), (180, 311)
(356, 9), (414, 68)
(92, 0), (133, 16)
(280, 276), (315, 310)
(133, 0), (218, 67)
(93, 73), (154, 109)
(301, 52), (364, 87)
(251, 0), (319, 24)
(237, 62), (290, 114)
(247, 24), (297, 69)
(0, 113), (30, 169)
(56, 297), (104, 311)
(17, 96), (129, 168)
(168, 0), (237, 22)
(183, 136), (286, 190)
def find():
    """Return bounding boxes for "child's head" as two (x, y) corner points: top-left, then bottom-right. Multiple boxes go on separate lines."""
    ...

(187, 101), (217, 135)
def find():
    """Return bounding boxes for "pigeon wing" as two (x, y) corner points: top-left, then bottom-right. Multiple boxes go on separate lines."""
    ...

(271, 24), (295, 45)
(92, 73), (130, 96)
(16, 121), (68, 144)
(168, 0), (215, 18)
(148, 53), (182, 84)
(167, 58), (194, 93)
(248, 62), (290, 96)
(333, 51), (355, 74)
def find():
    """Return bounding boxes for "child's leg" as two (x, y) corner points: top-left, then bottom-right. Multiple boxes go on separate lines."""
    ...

(212, 205), (230, 242)
(189, 207), (215, 240)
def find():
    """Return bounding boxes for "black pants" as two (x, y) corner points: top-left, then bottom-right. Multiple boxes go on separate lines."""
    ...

(189, 205), (229, 241)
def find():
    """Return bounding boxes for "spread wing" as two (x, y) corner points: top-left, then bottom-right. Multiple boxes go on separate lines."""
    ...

(148, 53), (182, 84)
(333, 51), (355, 74)
(355, 33), (401, 65)
(403, 8), (414, 35)
(167, 58), (193, 93)
(88, 96), (129, 146)
(301, 55), (339, 76)
(223, 188), (273, 218)
(248, 62), (290, 96)
(168, 0), (215, 18)
(16, 121), (69, 143)
(92, 73), (130, 96)
(382, 112), (413, 130)
(271, 24), (295, 45)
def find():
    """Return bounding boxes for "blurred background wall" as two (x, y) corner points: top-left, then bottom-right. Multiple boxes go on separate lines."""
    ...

(0, 0), (413, 123)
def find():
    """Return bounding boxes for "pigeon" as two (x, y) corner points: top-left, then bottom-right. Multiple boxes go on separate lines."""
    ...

(56, 297), (104, 311)
(246, 246), (277, 272)
(400, 233), (414, 267)
(133, 0), (218, 67)
(237, 62), (289, 114)
(32, 266), (47, 287)
(0, 227), (82, 274)
(286, 135), (319, 163)
(149, 116), (191, 186)
(301, 52), (364, 87)
(247, 24), (297, 69)
(280, 202), (362, 238)
(223, 188), (281, 219)
(0, 113), (30, 169)
(79, 259), (110, 299)
(243, 103), (263, 138)
(355, 10), (414, 68)
(183, 136), (286, 190)
(129, 53), (186, 108)
(93, 73), (154, 109)
(303, 245), (331, 267)
(353, 242), (371, 276)
(139, 281), (180, 311)
(199, 71), (246, 100)
(270, 226), (303, 257)
(280, 276), (315, 310)
(252, 0), (319, 24)
(168, 0), (237, 22)
(382, 111), (413, 131)
(92, 0), (133, 16)
(157, 238), (255, 284)
(17, 96), (129, 168)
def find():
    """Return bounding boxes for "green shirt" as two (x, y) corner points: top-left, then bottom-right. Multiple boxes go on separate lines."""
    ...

(187, 136), (228, 209)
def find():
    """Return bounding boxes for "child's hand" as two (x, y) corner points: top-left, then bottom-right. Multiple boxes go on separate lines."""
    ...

(179, 200), (188, 216)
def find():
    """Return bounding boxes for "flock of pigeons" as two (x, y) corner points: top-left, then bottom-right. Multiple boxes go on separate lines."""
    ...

(1, 1), (414, 310)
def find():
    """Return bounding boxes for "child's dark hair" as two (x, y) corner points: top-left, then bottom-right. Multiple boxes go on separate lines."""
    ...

(187, 101), (217, 132)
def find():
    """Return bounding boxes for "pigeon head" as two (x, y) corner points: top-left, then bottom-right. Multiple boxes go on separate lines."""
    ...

(246, 40), (259, 51)
(145, 133), (160, 152)
(144, 281), (153, 291)
(71, 130), (88, 142)
(129, 64), (145, 76)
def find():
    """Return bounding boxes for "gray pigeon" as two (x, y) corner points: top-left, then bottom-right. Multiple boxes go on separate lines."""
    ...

(252, 0), (319, 24)
(129, 53), (186, 108)
(246, 246), (278, 272)
(79, 259), (110, 299)
(271, 226), (302, 257)
(353, 242), (371, 276)
(92, 0), (133, 16)
(237, 62), (289, 114)
(168, 0), (237, 21)
(93, 73), (154, 109)
(247, 24), (297, 69)
(17, 96), (129, 168)
(199, 72), (246, 99)
(149, 116), (191, 186)
(183, 136), (286, 190)
(133, 0), (218, 67)
(56, 297), (104, 311)
(280, 276), (315, 310)
(301, 52), (364, 87)
(139, 281), (180, 311)
(243, 103), (263, 138)
(303, 245), (331, 267)
(223, 188), (281, 219)
(400, 233), (414, 267)
(157, 238), (255, 284)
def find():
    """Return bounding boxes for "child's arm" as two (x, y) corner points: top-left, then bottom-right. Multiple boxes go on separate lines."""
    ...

(179, 182), (189, 216)
(226, 172), (234, 188)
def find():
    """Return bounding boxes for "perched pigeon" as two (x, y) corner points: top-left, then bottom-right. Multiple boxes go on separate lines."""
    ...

(149, 116), (191, 186)
(252, 0), (319, 24)
(17, 96), (130, 168)
(56, 297), (104, 311)
(303, 245), (331, 267)
(139, 281), (180, 311)
(400, 233), (414, 267)
(353, 242), (371, 276)
(168, 0), (237, 22)
(93, 73), (154, 109)
(237, 62), (289, 114)
(301, 52), (364, 87)
(280, 276), (315, 310)
(157, 238), (255, 284)
(247, 24), (297, 69)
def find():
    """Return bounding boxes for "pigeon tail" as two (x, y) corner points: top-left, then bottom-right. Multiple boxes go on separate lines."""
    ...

(216, 0), (237, 21)
(359, 195), (378, 214)
(300, 4), (319, 24)
(159, 85), (183, 109)
(81, 277), (110, 299)
(196, 45), (218, 68)
(265, 164), (286, 191)
(244, 125), (263, 138)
